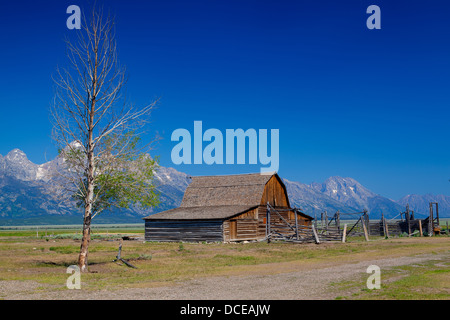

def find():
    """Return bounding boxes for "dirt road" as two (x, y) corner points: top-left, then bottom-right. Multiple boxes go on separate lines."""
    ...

(2, 251), (448, 300)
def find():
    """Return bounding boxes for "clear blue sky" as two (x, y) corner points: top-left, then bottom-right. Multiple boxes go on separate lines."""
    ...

(0, 0), (449, 199)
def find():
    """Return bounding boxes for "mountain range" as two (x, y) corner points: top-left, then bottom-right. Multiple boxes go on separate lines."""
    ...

(0, 148), (448, 225)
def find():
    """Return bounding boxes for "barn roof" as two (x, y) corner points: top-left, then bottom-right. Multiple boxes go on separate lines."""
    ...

(144, 205), (258, 220)
(180, 173), (275, 207)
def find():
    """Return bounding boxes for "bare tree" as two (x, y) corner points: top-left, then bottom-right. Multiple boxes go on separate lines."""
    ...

(51, 6), (159, 272)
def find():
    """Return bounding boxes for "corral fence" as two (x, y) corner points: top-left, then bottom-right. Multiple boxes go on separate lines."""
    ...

(265, 202), (444, 244)
(265, 205), (366, 244)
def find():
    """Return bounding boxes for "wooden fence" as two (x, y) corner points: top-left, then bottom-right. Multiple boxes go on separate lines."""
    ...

(265, 202), (443, 244)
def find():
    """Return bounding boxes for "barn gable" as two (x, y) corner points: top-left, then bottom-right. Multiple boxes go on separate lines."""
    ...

(260, 174), (290, 208)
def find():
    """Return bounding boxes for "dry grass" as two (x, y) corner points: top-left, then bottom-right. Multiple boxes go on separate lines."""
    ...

(0, 233), (448, 298)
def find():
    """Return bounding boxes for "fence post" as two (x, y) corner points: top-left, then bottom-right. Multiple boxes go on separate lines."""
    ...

(362, 218), (369, 242)
(418, 220), (423, 237)
(428, 203), (433, 237)
(342, 224), (347, 243)
(311, 224), (320, 244)
(385, 219), (389, 238)
(266, 203), (271, 243)
(336, 211), (341, 235)
(406, 207), (411, 236)
(363, 210), (370, 237)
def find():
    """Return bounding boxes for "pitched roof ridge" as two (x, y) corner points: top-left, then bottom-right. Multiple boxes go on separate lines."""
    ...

(188, 183), (268, 188)
(191, 172), (270, 178)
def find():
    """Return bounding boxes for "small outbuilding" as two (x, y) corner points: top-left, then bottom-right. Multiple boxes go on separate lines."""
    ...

(143, 173), (312, 242)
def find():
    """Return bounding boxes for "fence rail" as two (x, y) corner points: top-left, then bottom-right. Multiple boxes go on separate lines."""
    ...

(265, 202), (443, 244)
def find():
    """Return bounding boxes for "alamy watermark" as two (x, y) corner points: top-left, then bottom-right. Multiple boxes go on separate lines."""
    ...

(171, 121), (279, 174)
(66, 5), (81, 30)
(366, 5), (381, 30)
(66, 265), (81, 289)
(366, 265), (381, 290)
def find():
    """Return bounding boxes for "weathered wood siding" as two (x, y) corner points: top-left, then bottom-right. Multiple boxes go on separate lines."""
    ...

(145, 220), (223, 242)
(260, 175), (289, 207)
(223, 206), (312, 241)
(223, 208), (259, 241)
(257, 206), (311, 239)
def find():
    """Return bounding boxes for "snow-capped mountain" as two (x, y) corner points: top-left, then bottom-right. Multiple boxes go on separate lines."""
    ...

(309, 176), (407, 218)
(310, 176), (377, 209)
(282, 178), (360, 216)
(0, 148), (447, 225)
(1, 149), (41, 181)
(0, 148), (191, 224)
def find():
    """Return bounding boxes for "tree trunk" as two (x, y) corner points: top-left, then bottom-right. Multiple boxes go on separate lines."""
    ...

(78, 211), (91, 272)
(78, 141), (95, 272)
(78, 110), (95, 272)
(78, 157), (95, 272)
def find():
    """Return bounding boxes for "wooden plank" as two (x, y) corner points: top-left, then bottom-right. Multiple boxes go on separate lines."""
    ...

(342, 224), (347, 243)
(229, 220), (237, 240)
(361, 219), (369, 242)
(311, 224), (320, 244)
(406, 207), (411, 236)
(418, 220), (423, 237)
(145, 220), (224, 242)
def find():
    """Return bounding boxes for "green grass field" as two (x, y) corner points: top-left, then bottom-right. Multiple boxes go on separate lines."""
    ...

(0, 223), (144, 238)
(332, 258), (450, 300)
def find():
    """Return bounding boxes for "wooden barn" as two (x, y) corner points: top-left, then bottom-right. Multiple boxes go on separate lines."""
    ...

(143, 173), (313, 242)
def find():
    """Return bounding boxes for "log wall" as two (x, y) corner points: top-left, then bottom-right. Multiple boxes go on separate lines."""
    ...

(223, 208), (259, 241)
(145, 220), (223, 242)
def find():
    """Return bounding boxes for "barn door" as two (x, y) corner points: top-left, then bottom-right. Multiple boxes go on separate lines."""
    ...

(229, 220), (237, 240)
